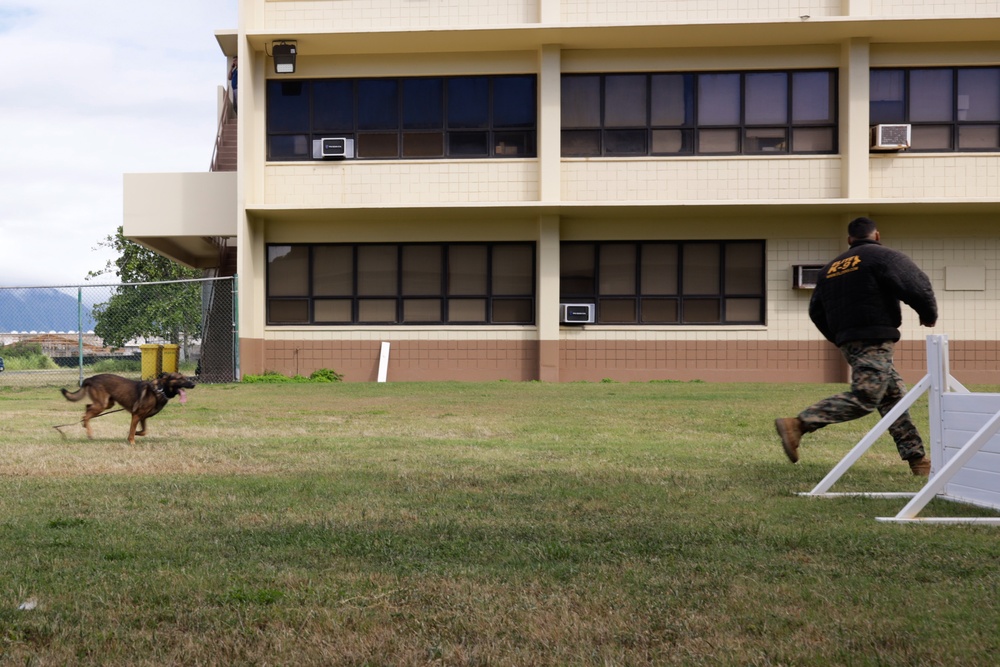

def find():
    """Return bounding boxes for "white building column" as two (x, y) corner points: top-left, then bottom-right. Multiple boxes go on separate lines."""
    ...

(536, 44), (562, 380)
(537, 215), (561, 382)
(538, 44), (562, 203)
(538, 0), (560, 24)
(841, 38), (871, 201)
(235, 32), (263, 377)
(842, 0), (871, 16)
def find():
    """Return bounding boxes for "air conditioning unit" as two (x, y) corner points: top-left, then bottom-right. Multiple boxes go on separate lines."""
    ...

(792, 264), (825, 290)
(870, 124), (911, 151)
(312, 137), (355, 159)
(560, 303), (595, 324)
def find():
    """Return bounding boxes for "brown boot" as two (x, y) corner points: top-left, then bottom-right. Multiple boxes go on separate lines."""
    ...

(775, 417), (803, 463)
(908, 456), (931, 477)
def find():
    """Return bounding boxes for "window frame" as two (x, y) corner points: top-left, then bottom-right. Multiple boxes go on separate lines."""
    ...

(266, 75), (537, 161)
(561, 69), (838, 157)
(870, 66), (1000, 153)
(559, 240), (766, 325)
(266, 242), (536, 326)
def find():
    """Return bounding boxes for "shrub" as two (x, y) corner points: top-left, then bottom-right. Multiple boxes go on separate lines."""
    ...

(242, 368), (343, 384)
(309, 368), (343, 383)
(2, 353), (58, 371)
(241, 371), (298, 384)
(0, 342), (44, 358)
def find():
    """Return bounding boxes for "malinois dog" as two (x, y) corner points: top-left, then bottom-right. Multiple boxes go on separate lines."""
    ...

(61, 372), (195, 445)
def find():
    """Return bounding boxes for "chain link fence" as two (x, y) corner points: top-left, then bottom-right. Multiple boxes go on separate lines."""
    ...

(0, 277), (237, 388)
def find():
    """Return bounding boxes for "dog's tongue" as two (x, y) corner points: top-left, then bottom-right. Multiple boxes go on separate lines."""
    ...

(179, 389), (187, 404)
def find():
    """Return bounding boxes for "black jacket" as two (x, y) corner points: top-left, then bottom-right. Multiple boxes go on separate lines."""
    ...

(809, 238), (938, 346)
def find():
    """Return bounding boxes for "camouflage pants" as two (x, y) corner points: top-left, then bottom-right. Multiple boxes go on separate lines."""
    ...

(798, 340), (924, 461)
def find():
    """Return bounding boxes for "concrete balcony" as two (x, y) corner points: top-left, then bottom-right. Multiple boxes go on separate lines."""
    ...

(123, 172), (237, 269)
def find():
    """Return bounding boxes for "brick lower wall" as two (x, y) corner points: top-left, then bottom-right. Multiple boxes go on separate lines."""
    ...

(245, 337), (1000, 384)
(946, 340), (1000, 385)
(260, 339), (538, 382)
(559, 340), (845, 383)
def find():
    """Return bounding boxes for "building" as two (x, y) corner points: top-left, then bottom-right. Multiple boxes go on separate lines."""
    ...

(123, 1), (1000, 384)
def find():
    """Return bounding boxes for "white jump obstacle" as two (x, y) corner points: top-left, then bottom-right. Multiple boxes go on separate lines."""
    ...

(800, 334), (1000, 524)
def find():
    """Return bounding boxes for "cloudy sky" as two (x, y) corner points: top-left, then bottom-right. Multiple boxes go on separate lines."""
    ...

(0, 1), (237, 287)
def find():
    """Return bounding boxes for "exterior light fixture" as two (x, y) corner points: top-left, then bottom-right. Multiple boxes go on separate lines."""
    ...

(273, 42), (296, 74)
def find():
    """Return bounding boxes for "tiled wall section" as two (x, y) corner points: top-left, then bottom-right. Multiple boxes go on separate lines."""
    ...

(260, 0), (999, 28)
(870, 156), (1000, 200)
(562, 158), (841, 202)
(262, 329), (537, 345)
(261, 155), (1000, 206)
(904, 237), (1000, 340)
(767, 236), (841, 340)
(263, 161), (539, 206)
(260, 335), (1000, 383)
(950, 341), (1000, 384)
(559, 339), (843, 382)
(262, 0), (537, 30)
(871, 0), (1000, 16)
(258, 235), (1000, 382)
(262, 338), (539, 382)
(558, 339), (1000, 383)
(552, 235), (1000, 381)
(736, 235), (999, 343)
(560, 0), (840, 22)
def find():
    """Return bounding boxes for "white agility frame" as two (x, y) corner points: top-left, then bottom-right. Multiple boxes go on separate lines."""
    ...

(799, 335), (1000, 524)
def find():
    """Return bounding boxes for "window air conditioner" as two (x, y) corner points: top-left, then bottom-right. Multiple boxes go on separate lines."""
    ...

(560, 303), (595, 324)
(870, 124), (911, 151)
(792, 264), (825, 290)
(312, 137), (355, 159)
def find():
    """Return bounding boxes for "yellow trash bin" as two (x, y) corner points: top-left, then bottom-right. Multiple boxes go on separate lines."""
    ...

(161, 344), (179, 373)
(140, 344), (163, 380)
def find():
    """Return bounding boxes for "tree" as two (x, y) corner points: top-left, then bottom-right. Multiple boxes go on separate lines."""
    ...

(88, 227), (203, 356)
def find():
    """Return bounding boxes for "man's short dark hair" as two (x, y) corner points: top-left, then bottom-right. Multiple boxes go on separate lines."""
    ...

(848, 217), (878, 240)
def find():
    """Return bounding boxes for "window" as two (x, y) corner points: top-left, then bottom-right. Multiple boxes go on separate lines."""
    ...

(267, 75), (537, 160)
(267, 243), (535, 325)
(871, 67), (1000, 151)
(562, 70), (836, 156)
(559, 241), (765, 325)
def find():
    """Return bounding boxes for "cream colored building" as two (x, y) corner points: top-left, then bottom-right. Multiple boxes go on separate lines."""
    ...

(124, 0), (1000, 383)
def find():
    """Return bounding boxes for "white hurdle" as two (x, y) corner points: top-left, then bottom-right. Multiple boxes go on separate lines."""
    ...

(800, 334), (1000, 524)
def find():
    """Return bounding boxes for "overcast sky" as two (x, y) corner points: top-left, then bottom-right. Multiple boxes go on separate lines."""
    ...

(0, 1), (237, 287)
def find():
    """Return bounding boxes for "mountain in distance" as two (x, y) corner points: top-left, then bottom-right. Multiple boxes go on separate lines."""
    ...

(0, 287), (99, 333)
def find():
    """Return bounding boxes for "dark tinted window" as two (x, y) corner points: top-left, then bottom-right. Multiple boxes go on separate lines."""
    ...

(403, 78), (443, 129)
(448, 77), (490, 128)
(358, 79), (399, 130)
(267, 76), (536, 160)
(871, 67), (1000, 151)
(267, 243), (535, 325)
(313, 80), (355, 132)
(267, 81), (309, 133)
(493, 76), (536, 127)
(560, 240), (764, 325)
(562, 70), (836, 156)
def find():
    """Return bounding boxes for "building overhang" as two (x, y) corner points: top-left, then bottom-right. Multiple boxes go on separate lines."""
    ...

(123, 172), (237, 269)
(248, 199), (1000, 226)
(215, 29), (238, 58)
(245, 16), (1000, 58)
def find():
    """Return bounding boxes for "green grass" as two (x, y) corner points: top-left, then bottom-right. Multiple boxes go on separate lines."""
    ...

(89, 357), (143, 373)
(1, 381), (998, 665)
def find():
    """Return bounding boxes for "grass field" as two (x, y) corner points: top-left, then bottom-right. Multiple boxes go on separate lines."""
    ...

(1, 380), (998, 665)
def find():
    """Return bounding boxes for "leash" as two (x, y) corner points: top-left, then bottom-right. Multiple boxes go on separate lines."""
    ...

(53, 408), (127, 438)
